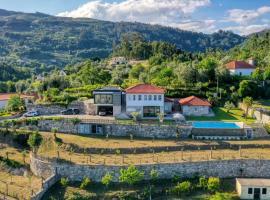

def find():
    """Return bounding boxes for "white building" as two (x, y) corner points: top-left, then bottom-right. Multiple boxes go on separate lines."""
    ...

(236, 178), (270, 200)
(125, 84), (165, 118)
(225, 59), (256, 76)
(110, 57), (127, 66)
(179, 96), (211, 116)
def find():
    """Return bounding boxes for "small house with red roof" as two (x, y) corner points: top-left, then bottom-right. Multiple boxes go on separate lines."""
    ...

(225, 59), (256, 76)
(179, 96), (212, 116)
(125, 84), (165, 118)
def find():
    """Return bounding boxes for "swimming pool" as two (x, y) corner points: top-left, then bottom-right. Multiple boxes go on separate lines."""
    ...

(193, 121), (241, 129)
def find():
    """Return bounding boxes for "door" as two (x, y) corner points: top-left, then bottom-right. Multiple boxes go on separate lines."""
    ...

(254, 188), (261, 200)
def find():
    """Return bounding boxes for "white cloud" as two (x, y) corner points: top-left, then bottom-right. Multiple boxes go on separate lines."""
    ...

(176, 20), (216, 33)
(226, 6), (270, 25)
(58, 0), (211, 26)
(224, 24), (270, 35)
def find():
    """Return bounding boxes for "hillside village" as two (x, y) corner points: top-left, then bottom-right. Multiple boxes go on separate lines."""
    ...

(0, 6), (270, 200)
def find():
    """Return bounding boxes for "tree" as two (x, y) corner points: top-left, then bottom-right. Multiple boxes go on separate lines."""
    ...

(101, 173), (113, 187)
(119, 165), (144, 185)
(207, 177), (220, 193)
(150, 169), (159, 182)
(6, 95), (25, 112)
(27, 132), (42, 152)
(224, 101), (235, 113)
(130, 112), (140, 123)
(238, 80), (258, 98)
(243, 97), (253, 120)
(252, 68), (263, 81)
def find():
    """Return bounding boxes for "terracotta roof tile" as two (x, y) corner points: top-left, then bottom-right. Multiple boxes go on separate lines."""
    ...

(179, 96), (211, 106)
(0, 93), (36, 101)
(125, 84), (165, 94)
(225, 61), (255, 69)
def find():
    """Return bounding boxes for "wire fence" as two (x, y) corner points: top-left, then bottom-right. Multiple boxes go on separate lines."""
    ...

(38, 147), (270, 166)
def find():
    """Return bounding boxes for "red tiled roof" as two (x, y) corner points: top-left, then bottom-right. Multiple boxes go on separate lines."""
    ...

(179, 96), (211, 106)
(0, 93), (36, 101)
(225, 61), (255, 69)
(125, 84), (165, 94)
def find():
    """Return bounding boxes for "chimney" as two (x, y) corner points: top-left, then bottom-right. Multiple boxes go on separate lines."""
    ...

(247, 58), (255, 66)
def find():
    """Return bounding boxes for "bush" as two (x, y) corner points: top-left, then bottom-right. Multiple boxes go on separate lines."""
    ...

(150, 169), (159, 182)
(101, 172), (113, 187)
(207, 177), (220, 193)
(198, 176), (208, 190)
(27, 132), (42, 151)
(209, 192), (234, 200)
(80, 177), (91, 189)
(0, 156), (23, 168)
(119, 165), (144, 185)
(173, 181), (192, 196)
(60, 177), (69, 187)
(265, 123), (270, 134)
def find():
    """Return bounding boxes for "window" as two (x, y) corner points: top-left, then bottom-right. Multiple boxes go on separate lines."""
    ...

(148, 95), (152, 101)
(158, 95), (162, 101)
(138, 95), (142, 101)
(248, 188), (253, 194)
(239, 72), (242, 76)
(133, 95), (136, 101)
(94, 94), (113, 104)
(263, 188), (267, 194)
(144, 95), (147, 100)
(154, 95), (157, 101)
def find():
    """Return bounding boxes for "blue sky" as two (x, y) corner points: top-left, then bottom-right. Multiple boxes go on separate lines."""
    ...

(0, 0), (270, 35)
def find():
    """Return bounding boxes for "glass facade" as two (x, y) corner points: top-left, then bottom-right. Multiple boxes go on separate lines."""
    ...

(143, 106), (160, 117)
(94, 94), (113, 104)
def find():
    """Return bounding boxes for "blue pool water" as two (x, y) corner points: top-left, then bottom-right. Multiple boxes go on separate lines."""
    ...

(193, 122), (241, 129)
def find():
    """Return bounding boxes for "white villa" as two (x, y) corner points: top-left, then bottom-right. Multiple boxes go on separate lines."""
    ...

(125, 84), (165, 118)
(225, 59), (256, 76)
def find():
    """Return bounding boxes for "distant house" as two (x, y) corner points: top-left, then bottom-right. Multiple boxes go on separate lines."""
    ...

(179, 96), (211, 116)
(225, 59), (256, 76)
(0, 93), (36, 109)
(110, 57), (127, 66)
(93, 86), (124, 117)
(236, 178), (270, 200)
(125, 84), (165, 118)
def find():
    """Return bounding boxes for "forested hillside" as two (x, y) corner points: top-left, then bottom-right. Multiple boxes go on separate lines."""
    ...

(0, 9), (245, 73)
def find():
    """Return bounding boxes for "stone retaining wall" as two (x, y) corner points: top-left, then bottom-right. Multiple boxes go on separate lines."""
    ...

(31, 174), (59, 200)
(37, 119), (192, 139)
(30, 154), (270, 183)
(239, 103), (270, 124)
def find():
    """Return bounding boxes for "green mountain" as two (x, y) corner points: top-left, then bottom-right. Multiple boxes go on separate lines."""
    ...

(0, 9), (245, 72)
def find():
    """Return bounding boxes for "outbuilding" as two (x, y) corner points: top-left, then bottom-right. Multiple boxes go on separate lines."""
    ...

(179, 96), (212, 116)
(236, 178), (270, 200)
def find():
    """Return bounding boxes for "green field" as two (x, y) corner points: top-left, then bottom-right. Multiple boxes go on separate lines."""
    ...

(186, 107), (255, 124)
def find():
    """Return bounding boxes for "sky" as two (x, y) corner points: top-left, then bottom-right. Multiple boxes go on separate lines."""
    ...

(0, 0), (270, 35)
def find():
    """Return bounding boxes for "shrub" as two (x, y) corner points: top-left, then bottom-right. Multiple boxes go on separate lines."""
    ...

(173, 181), (192, 195)
(0, 156), (23, 168)
(119, 165), (144, 185)
(207, 177), (220, 193)
(265, 123), (270, 134)
(198, 176), (208, 189)
(101, 172), (113, 187)
(27, 132), (42, 151)
(80, 177), (91, 189)
(209, 192), (234, 200)
(150, 169), (159, 182)
(60, 177), (69, 187)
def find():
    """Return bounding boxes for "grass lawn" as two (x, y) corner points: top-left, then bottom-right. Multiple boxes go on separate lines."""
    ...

(186, 107), (255, 124)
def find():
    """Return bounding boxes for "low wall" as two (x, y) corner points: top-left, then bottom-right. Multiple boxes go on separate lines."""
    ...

(37, 119), (192, 139)
(31, 174), (59, 200)
(31, 154), (270, 182)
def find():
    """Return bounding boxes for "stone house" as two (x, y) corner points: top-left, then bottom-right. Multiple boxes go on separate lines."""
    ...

(179, 96), (211, 116)
(236, 178), (270, 200)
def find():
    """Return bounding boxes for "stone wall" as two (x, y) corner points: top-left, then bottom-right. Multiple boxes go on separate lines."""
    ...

(36, 119), (192, 139)
(239, 103), (270, 124)
(31, 154), (270, 183)
(31, 174), (59, 200)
